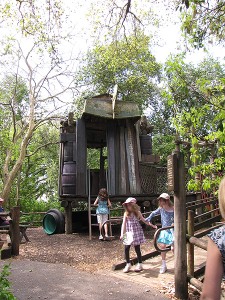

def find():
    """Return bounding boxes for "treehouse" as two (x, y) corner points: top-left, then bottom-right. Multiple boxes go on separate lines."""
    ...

(58, 90), (160, 233)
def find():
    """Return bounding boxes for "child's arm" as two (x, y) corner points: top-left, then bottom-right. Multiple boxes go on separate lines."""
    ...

(145, 208), (161, 229)
(107, 198), (112, 208)
(120, 213), (127, 239)
(93, 197), (99, 206)
(201, 238), (223, 300)
(138, 211), (157, 229)
(145, 207), (161, 222)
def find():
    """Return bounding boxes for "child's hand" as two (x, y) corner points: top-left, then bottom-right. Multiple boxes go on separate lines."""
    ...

(152, 225), (157, 229)
(120, 235), (123, 240)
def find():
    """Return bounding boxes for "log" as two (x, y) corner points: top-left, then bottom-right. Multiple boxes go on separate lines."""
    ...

(173, 152), (188, 299)
(61, 200), (68, 208)
(188, 275), (203, 291)
(10, 206), (20, 256)
(188, 236), (207, 251)
(71, 200), (79, 208)
(142, 201), (151, 208)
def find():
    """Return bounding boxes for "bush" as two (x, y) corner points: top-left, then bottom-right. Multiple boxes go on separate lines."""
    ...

(0, 264), (16, 300)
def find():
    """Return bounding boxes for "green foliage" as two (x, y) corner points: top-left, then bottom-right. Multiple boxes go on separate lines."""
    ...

(152, 134), (175, 166)
(177, 0), (225, 48)
(0, 264), (16, 300)
(164, 54), (225, 191)
(77, 32), (161, 111)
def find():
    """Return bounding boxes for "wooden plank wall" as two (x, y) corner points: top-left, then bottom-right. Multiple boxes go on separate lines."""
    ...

(106, 121), (116, 195)
(125, 120), (141, 194)
(119, 126), (129, 194)
(76, 118), (87, 195)
(107, 119), (141, 196)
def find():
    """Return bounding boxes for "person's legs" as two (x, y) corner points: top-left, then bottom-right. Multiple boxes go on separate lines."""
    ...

(125, 245), (131, 263)
(158, 243), (167, 273)
(97, 215), (103, 240)
(102, 214), (108, 237)
(134, 245), (142, 263)
(123, 245), (131, 273)
(134, 245), (143, 272)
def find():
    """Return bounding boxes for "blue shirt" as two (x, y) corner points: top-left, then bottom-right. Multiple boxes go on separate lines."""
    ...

(96, 197), (109, 215)
(146, 207), (174, 228)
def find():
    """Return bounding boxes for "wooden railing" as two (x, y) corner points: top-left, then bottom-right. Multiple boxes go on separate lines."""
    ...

(0, 206), (20, 256)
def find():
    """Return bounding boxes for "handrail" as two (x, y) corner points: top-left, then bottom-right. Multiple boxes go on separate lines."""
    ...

(153, 226), (174, 252)
(101, 218), (123, 237)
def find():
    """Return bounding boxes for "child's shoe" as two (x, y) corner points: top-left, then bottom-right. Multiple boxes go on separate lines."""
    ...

(135, 263), (143, 272)
(99, 235), (103, 240)
(159, 265), (167, 274)
(123, 263), (131, 273)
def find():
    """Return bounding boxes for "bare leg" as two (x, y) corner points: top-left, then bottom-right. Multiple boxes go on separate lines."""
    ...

(158, 243), (167, 273)
(104, 223), (108, 236)
(158, 243), (167, 260)
(99, 223), (103, 236)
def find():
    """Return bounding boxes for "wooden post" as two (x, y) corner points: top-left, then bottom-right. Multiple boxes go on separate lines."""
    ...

(10, 206), (20, 256)
(173, 152), (188, 299)
(187, 210), (195, 276)
(76, 118), (87, 195)
(88, 169), (92, 241)
(65, 201), (72, 234)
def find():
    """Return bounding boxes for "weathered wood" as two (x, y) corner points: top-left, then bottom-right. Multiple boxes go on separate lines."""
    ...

(186, 199), (217, 211)
(61, 200), (68, 208)
(188, 236), (207, 250)
(10, 206), (20, 256)
(135, 122), (142, 162)
(60, 133), (76, 142)
(114, 124), (120, 194)
(195, 224), (222, 238)
(188, 275), (203, 291)
(99, 148), (105, 189)
(173, 152), (188, 299)
(76, 118), (87, 195)
(187, 210), (195, 276)
(65, 202), (72, 234)
(119, 126), (129, 194)
(142, 200), (151, 207)
(125, 120), (141, 194)
(71, 200), (79, 208)
(194, 215), (221, 231)
(107, 122), (116, 195)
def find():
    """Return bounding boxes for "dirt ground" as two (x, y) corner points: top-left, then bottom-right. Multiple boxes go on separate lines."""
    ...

(19, 227), (156, 273)
(1, 227), (208, 299)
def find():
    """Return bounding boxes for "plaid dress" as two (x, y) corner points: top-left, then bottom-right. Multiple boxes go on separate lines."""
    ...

(126, 214), (145, 246)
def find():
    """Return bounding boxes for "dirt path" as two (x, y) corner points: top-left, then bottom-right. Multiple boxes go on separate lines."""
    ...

(1, 259), (167, 300)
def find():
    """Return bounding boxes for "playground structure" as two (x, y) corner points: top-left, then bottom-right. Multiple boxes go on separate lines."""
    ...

(58, 91), (163, 235)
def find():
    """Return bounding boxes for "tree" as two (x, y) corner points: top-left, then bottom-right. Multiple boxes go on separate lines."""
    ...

(177, 0), (225, 48)
(0, 1), (77, 203)
(163, 55), (225, 191)
(77, 32), (161, 111)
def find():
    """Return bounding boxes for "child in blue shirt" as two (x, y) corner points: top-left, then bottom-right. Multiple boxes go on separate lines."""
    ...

(146, 193), (174, 274)
(94, 188), (111, 240)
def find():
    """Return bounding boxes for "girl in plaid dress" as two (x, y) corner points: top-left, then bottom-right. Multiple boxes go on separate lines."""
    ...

(120, 197), (154, 273)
